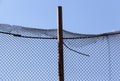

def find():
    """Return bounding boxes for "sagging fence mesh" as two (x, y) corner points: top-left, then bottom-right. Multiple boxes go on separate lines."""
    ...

(0, 24), (120, 81)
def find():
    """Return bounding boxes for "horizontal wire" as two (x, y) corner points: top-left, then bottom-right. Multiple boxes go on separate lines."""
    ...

(1, 31), (120, 39)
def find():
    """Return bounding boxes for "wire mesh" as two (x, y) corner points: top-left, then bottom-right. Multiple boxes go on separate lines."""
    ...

(0, 30), (58, 81)
(64, 35), (120, 81)
(0, 24), (120, 81)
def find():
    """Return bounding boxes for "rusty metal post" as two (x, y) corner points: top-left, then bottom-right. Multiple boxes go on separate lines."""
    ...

(58, 6), (64, 81)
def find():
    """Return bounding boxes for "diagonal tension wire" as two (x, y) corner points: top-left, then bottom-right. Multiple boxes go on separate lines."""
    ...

(63, 42), (90, 57)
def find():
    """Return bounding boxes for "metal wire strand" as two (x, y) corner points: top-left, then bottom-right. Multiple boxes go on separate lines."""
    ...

(63, 42), (90, 57)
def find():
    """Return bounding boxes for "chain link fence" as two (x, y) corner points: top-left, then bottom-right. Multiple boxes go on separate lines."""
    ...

(0, 33), (58, 81)
(0, 24), (120, 81)
(64, 34), (120, 81)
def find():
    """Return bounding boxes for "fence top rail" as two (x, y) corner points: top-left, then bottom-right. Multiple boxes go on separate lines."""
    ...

(0, 23), (120, 39)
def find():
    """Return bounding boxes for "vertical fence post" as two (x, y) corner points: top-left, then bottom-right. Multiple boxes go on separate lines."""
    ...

(58, 6), (64, 81)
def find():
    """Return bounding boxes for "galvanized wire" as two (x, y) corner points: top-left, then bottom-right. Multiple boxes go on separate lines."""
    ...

(64, 35), (120, 81)
(1, 24), (120, 81)
(0, 33), (58, 81)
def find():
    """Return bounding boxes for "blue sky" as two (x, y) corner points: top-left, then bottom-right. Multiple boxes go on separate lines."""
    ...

(0, 0), (120, 34)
